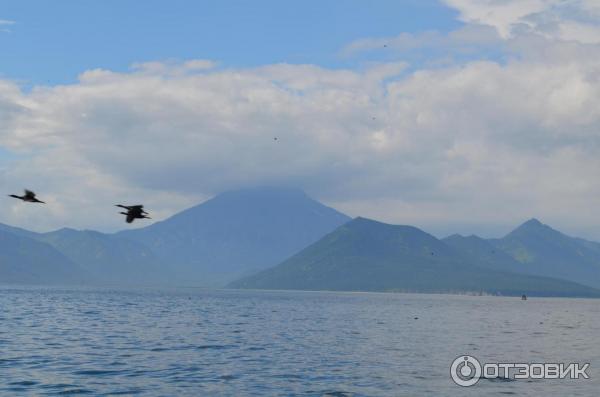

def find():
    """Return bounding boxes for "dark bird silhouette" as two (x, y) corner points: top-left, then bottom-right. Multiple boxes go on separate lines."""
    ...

(119, 211), (151, 223)
(9, 189), (45, 204)
(116, 204), (148, 214)
(117, 204), (151, 223)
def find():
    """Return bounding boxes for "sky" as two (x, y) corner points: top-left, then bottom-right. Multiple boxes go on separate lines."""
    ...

(1, 0), (600, 240)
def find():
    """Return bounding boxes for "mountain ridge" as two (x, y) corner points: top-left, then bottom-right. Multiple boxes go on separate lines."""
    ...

(229, 217), (600, 297)
(2, 188), (600, 294)
(0, 229), (88, 285)
(488, 218), (600, 288)
(117, 186), (351, 286)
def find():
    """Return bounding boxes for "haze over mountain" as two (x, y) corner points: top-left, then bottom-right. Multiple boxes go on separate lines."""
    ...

(36, 228), (167, 285)
(2, 187), (600, 296)
(0, 229), (87, 285)
(118, 187), (351, 286)
(230, 217), (600, 297)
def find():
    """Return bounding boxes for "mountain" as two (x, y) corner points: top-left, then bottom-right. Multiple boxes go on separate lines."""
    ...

(3, 188), (600, 293)
(229, 217), (600, 297)
(118, 187), (351, 286)
(0, 223), (39, 239)
(0, 229), (87, 285)
(488, 218), (600, 288)
(443, 234), (525, 274)
(36, 228), (168, 285)
(0, 187), (349, 287)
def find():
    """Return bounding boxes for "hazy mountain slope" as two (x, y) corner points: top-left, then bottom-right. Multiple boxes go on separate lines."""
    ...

(38, 228), (168, 285)
(0, 229), (87, 285)
(0, 223), (39, 239)
(443, 234), (526, 274)
(230, 218), (600, 297)
(489, 219), (600, 288)
(118, 187), (351, 286)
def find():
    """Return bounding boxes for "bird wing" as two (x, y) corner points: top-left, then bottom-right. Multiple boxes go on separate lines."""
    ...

(117, 204), (148, 213)
(126, 213), (135, 223)
(131, 205), (148, 214)
(24, 190), (35, 199)
(130, 208), (145, 217)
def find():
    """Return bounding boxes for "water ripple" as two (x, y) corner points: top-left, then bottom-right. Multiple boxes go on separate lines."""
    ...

(0, 286), (598, 396)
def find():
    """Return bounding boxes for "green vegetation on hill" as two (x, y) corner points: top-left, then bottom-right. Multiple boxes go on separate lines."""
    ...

(230, 218), (600, 297)
(488, 219), (600, 288)
(2, 188), (600, 295)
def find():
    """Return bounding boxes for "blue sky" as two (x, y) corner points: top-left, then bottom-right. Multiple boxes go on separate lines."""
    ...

(0, 0), (460, 85)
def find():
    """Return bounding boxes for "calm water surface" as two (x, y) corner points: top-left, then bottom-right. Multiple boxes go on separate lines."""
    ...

(0, 287), (598, 396)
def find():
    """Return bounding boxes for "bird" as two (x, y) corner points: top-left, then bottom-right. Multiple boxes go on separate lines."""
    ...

(9, 189), (45, 204)
(119, 211), (151, 223)
(119, 209), (151, 224)
(115, 204), (148, 214)
(117, 204), (151, 224)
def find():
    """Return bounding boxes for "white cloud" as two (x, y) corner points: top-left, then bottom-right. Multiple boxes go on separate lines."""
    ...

(130, 59), (217, 75)
(341, 24), (502, 57)
(1, 8), (600, 239)
(443, 0), (600, 43)
(0, 19), (15, 33)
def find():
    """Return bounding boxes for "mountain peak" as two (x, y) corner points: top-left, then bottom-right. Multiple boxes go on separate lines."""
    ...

(444, 233), (482, 242)
(347, 217), (426, 236)
(507, 218), (553, 236)
(495, 217), (600, 288)
(230, 215), (600, 297)
(118, 186), (351, 286)
(523, 218), (543, 227)
(215, 186), (308, 200)
(351, 216), (387, 226)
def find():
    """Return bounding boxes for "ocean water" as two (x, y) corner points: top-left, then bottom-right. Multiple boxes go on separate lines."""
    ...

(0, 287), (598, 396)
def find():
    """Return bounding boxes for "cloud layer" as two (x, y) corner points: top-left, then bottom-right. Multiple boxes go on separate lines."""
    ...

(444, 0), (600, 43)
(1, 4), (600, 240)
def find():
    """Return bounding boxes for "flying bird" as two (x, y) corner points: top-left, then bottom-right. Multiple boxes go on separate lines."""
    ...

(119, 211), (151, 223)
(117, 204), (151, 223)
(9, 189), (45, 204)
(116, 204), (148, 214)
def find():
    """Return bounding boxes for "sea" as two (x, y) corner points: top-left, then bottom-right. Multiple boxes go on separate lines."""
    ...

(0, 286), (598, 396)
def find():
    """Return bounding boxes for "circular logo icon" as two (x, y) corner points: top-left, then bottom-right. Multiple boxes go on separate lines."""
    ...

(450, 355), (482, 387)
